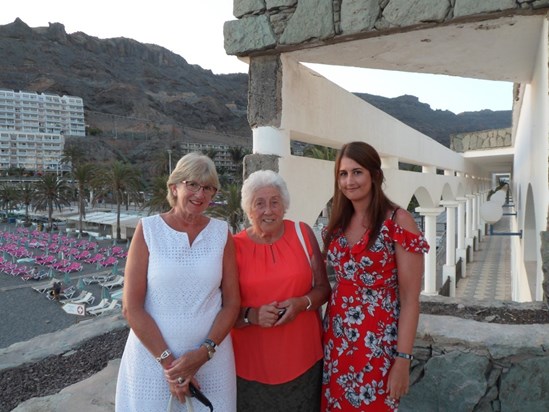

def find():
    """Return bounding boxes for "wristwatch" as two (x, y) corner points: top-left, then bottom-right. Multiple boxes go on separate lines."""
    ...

(201, 339), (217, 360)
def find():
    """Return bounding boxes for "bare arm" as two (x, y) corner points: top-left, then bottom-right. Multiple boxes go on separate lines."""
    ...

(387, 209), (425, 400)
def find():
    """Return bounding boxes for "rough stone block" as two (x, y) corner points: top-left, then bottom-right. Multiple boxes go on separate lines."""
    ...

(400, 351), (489, 411)
(266, 0), (297, 9)
(279, 0), (335, 44)
(248, 56), (282, 127)
(243, 153), (280, 178)
(499, 356), (549, 411)
(224, 15), (277, 56)
(340, 0), (380, 34)
(382, 0), (450, 27)
(233, 0), (266, 18)
(454, 0), (517, 18)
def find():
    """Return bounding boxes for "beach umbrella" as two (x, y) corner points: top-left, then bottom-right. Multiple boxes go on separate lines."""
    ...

(48, 267), (54, 279)
(101, 287), (111, 300)
(76, 278), (85, 290)
(63, 271), (72, 285)
(111, 263), (119, 275)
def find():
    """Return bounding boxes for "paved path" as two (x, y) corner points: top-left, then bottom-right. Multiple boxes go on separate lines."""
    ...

(455, 215), (512, 301)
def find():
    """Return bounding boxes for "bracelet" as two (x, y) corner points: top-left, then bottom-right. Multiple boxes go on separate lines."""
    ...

(155, 349), (172, 363)
(304, 295), (312, 311)
(396, 352), (414, 360)
(243, 307), (251, 325)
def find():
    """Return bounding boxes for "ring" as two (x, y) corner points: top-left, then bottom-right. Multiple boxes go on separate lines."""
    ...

(177, 377), (184, 384)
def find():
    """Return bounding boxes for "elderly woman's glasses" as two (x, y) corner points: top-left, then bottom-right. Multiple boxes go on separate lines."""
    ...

(182, 181), (217, 196)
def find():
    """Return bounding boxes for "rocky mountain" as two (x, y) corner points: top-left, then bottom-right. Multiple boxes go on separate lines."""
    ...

(0, 19), (511, 161)
(355, 93), (512, 147)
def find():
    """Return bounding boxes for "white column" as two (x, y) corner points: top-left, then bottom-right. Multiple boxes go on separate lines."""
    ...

(416, 207), (444, 295)
(252, 126), (291, 156)
(440, 201), (458, 297)
(456, 197), (467, 276)
(479, 191), (488, 236)
(474, 192), (482, 241)
(465, 194), (475, 260)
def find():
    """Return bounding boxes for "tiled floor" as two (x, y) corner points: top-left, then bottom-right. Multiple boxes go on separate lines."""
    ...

(455, 216), (512, 301)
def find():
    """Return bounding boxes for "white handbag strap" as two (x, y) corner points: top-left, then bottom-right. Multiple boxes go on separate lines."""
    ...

(295, 221), (312, 268)
(167, 395), (194, 412)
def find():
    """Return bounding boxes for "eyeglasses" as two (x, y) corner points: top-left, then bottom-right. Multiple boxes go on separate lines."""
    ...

(182, 181), (217, 196)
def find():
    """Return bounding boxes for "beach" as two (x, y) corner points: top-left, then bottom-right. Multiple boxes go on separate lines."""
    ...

(0, 222), (130, 410)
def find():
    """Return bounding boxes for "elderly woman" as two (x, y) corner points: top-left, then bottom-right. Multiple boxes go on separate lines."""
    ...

(116, 152), (240, 411)
(231, 169), (331, 411)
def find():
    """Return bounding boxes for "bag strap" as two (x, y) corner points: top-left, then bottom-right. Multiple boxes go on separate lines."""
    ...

(167, 395), (194, 412)
(295, 221), (311, 266)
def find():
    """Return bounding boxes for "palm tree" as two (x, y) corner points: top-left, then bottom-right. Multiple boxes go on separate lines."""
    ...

(208, 183), (244, 233)
(17, 182), (35, 224)
(73, 163), (96, 236)
(228, 146), (250, 183)
(203, 148), (219, 160)
(33, 173), (71, 230)
(302, 145), (337, 160)
(0, 183), (19, 220)
(61, 142), (86, 169)
(145, 175), (171, 215)
(95, 161), (142, 241)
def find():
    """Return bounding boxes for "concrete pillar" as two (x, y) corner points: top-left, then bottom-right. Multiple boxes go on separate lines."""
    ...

(252, 126), (291, 157)
(465, 194), (475, 260)
(440, 201), (458, 297)
(416, 207), (444, 295)
(456, 197), (467, 275)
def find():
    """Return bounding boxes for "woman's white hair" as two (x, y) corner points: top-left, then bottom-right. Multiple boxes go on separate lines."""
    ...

(241, 170), (290, 220)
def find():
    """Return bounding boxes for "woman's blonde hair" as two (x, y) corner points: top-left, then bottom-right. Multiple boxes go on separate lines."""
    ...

(166, 152), (220, 207)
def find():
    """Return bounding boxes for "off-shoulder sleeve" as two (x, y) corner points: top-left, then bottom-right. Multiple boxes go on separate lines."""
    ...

(392, 221), (430, 254)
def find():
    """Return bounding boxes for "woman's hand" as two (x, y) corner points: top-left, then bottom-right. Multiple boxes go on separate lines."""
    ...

(386, 358), (411, 401)
(274, 296), (309, 326)
(253, 301), (282, 327)
(164, 349), (207, 393)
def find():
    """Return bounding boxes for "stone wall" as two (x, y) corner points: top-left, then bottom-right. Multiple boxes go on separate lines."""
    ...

(450, 128), (512, 152)
(225, 0), (549, 56)
(406, 310), (549, 411)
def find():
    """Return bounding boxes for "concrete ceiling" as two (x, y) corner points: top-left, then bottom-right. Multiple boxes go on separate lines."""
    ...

(287, 15), (543, 83)
(286, 14), (543, 176)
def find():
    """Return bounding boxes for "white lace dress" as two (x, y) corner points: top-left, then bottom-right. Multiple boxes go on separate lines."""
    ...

(116, 215), (236, 411)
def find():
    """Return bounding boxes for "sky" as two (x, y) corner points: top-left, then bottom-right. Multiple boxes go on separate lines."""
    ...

(2, 0), (512, 114)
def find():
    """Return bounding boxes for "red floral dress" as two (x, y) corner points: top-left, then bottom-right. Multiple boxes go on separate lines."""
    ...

(321, 218), (429, 411)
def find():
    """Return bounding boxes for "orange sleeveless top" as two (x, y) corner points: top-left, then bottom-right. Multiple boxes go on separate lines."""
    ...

(231, 220), (323, 384)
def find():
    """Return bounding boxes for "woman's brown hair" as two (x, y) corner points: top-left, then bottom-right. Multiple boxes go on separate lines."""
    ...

(324, 141), (396, 251)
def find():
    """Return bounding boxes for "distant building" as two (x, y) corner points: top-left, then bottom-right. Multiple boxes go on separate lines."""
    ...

(0, 89), (85, 173)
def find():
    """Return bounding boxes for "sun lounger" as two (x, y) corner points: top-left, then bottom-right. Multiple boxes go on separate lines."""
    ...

(85, 298), (110, 314)
(99, 275), (124, 290)
(63, 291), (95, 305)
(87, 299), (120, 316)
(82, 273), (115, 285)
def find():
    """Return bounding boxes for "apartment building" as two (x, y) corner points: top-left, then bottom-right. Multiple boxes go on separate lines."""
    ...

(0, 89), (85, 173)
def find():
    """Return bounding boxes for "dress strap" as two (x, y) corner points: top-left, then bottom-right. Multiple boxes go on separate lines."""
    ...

(390, 207), (400, 221)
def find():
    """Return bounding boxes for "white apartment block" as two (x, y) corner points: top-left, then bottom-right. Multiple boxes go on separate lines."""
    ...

(0, 89), (85, 173)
